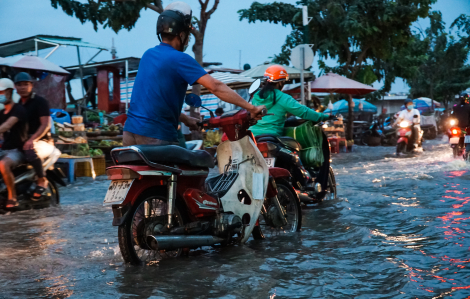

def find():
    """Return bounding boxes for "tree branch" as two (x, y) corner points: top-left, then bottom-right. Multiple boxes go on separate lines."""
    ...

(206, 0), (220, 17)
(147, 3), (163, 13)
(351, 47), (370, 78)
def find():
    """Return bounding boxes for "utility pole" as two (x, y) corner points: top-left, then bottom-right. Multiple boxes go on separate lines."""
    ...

(301, 5), (312, 106)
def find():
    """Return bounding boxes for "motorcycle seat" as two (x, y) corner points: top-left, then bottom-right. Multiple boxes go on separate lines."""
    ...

(420, 124), (434, 129)
(255, 134), (302, 151)
(117, 145), (215, 169)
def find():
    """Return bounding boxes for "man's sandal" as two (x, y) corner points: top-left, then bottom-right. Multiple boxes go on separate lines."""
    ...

(32, 186), (47, 200)
(5, 199), (19, 208)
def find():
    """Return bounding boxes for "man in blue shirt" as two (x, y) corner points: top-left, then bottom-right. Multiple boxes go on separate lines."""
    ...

(124, 2), (265, 146)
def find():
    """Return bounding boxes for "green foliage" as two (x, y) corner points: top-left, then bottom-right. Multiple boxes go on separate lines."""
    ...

(50, 0), (160, 32)
(239, 0), (436, 86)
(408, 13), (470, 106)
(238, 2), (299, 27)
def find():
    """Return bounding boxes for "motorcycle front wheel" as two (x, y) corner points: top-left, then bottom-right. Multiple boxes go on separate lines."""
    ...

(397, 142), (406, 155)
(118, 194), (186, 265)
(254, 179), (302, 239)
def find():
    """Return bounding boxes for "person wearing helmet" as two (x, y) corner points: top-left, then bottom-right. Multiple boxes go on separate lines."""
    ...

(14, 72), (55, 200)
(0, 78), (28, 208)
(396, 99), (421, 148)
(452, 93), (470, 129)
(123, 2), (265, 146)
(249, 65), (332, 137)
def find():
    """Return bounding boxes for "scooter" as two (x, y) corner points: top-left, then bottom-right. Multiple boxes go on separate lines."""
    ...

(361, 120), (384, 146)
(448, 118), (469, 158)
(255, 117), (337, 204)
(396, 115), (424, 155)
(0, 146), (65, 213)
(103, 80), (302, 265)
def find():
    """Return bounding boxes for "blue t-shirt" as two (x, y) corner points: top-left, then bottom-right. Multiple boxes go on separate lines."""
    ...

(124, 43), (207, 141)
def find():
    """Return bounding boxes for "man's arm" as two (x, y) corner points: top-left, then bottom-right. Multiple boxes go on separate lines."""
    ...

(197, 74), (265, 120)
(24, 116), (50, 150)
(0, 117), (18, 134)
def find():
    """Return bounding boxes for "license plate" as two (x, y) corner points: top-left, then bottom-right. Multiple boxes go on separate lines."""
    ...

(465, 136), (470, 144)
(450, 137), (460, 144)
(265, 158), (276, 168)
(103, 179), (134, 206)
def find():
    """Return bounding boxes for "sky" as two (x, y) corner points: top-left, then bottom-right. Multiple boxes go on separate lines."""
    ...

(0, 0), (470, 93)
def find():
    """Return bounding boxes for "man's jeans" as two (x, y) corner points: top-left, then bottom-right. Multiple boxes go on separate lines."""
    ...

(123, 131), (179, 146)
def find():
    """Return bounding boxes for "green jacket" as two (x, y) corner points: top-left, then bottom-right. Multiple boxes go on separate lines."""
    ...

(250, 89), (329, 136)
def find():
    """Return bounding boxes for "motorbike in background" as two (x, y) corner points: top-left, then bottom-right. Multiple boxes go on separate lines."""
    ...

(103, 80), (302, 265)
(361, 120), (384, 146)
(447, 118), (469, 159)
(396, 115), (424, 155)
(0, 147), (65, 213)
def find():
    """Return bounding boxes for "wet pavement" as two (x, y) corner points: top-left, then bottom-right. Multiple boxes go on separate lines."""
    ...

(1, 137), (469, 298)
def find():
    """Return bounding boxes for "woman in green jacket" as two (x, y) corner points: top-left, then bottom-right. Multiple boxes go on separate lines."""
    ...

(250, 65), (331, 137)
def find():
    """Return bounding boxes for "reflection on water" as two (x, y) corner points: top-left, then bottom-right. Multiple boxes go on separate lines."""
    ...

(0, 140), (469, 298)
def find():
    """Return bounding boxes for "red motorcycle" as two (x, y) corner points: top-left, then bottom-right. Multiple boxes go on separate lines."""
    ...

(396, 115), (424, 155)
(447, 118), (470, 159)
(103, 80), (301, 265)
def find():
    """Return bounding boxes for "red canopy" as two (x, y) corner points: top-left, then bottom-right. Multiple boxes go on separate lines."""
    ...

(285, 72), (377, 96)
(311, 73), (376, 95)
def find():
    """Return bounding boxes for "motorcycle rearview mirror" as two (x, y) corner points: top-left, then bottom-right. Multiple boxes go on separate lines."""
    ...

(248, 79), (261, 95)
(185, 93), (202, 108)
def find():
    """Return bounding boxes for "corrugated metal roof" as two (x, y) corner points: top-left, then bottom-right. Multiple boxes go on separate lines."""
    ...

(65, 57), (141, 78)
(0, 35), (108, 57)
(187, 72), (255, 95)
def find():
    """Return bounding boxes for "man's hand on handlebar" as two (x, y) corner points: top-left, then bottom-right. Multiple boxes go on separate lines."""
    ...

(328, 115), (338, 121)
(180, 113), (200, 130)
(249, 105), (267, 120)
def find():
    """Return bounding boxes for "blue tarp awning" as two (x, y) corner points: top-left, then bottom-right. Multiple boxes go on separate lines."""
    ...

(324, 99), (377, 114)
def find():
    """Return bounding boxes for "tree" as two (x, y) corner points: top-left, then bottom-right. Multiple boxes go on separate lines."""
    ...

(408, 13), (470, 108)
(239, 0), (436, 140)
(50, 0), (220, 88)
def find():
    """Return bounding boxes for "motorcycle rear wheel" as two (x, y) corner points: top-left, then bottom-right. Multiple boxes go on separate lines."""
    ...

(453, 147), (459, 158)
(118, 195), (186, 265)
(255, 179), (301, 239)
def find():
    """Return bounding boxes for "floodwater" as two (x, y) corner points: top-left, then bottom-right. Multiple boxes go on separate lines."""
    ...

(1, 138), (469, 298)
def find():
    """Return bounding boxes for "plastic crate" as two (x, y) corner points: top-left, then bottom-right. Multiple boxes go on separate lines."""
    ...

(76, 155), (106, 177)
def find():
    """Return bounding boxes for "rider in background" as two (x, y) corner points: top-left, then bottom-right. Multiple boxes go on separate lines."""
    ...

(250, 65), (332, 137)
(123, 2), (264, 146)
(0, 78), (28, 208)
(396, 99), (421, 148)
(14, 72), (55, 200)
(452, 92), (470, 129)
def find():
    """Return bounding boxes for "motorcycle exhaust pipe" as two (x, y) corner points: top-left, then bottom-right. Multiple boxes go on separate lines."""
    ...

(146, 235), (225, 251)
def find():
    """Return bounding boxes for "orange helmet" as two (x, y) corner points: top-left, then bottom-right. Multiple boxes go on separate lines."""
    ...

(264, 65), (289, 83)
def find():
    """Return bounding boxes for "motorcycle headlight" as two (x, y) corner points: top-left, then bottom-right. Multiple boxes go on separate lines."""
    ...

(400, 121), (409, 128)
(450, 119), (458, 126)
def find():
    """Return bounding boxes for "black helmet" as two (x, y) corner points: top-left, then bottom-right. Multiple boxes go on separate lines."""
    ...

(157, 2), (192, 42)
(404, 98), (413, 106)
(14, 72), (33, 83)
(460, 92), (470, 104)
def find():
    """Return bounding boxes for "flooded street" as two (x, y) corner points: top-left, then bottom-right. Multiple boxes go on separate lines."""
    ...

(1, 138), (469, 299)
